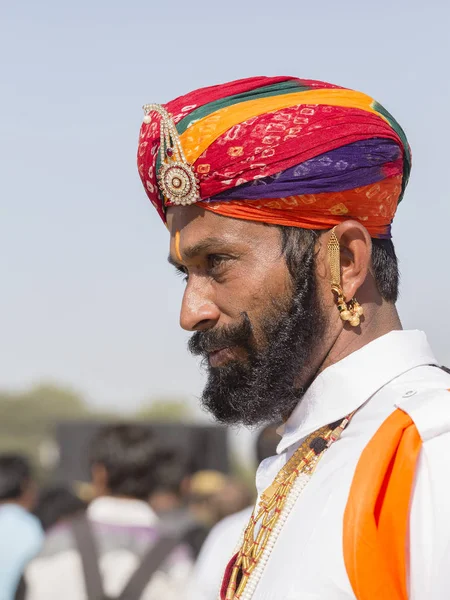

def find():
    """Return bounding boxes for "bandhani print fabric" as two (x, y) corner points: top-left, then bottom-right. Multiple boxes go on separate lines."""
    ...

(137, 76), (411, 238)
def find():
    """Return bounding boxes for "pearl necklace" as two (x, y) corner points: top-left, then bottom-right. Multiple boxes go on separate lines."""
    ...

(239, 465), (318, 600)
(223, 414), (354, 600)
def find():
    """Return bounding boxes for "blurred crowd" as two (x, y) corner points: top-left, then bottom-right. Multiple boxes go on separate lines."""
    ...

(0, 423), (279, 600)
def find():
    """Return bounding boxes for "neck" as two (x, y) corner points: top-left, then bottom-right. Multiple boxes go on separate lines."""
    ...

(320, 301), (402, 375)
(294, 300), (402, 402)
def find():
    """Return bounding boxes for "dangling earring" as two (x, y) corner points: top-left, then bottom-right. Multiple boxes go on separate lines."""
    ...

(327, 227), (364, 327)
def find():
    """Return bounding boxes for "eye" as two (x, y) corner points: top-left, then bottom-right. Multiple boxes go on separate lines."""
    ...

(208, 254), (231, 277)
(208, 254), (228, 271)
(174, 266), (189, 283)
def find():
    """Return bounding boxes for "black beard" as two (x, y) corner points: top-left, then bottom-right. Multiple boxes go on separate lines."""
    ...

(188, 247), (326, 427)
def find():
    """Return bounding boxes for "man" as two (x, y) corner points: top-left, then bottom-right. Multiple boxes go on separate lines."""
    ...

(190, 425), (280, 600)
(137, 76), (450, 599)
(24, 425), (193, 600)
(186, 469), (228, 526)
(33, 485), (86, 532)
(148, 450), (209, 558)
(0, 454), (43, 600)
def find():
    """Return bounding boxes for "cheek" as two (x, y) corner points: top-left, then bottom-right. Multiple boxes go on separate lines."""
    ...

(251, 269), (291, 313)
(217, 262), (291, 322)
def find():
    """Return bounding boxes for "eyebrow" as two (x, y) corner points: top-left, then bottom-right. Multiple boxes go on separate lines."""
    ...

(167, 236), (229, 266)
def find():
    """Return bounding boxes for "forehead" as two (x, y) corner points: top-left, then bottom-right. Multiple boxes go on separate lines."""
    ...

(166, 206), (275, 249)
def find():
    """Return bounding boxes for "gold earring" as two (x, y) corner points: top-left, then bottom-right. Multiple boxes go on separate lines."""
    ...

(327, 227), (364, 327)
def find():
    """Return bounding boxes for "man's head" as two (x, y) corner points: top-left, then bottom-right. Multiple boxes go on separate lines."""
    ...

(148, 450), (193, 514)
(0, 454), (37, 510)
(89, 424), (163, 500)
(34, 486), (86, 531)
(138, 76), (409, 426)
(166, 208), (399, 425)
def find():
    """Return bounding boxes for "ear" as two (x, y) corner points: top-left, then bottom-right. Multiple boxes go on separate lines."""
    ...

(333, 221), (372, 301)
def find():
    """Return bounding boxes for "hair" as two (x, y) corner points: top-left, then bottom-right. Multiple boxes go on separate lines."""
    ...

(89, 424), (169, 500)
(278, 227), (400, 303)
(34, 486), (86, 531)
(149, 449), (193, 496)
(0, 454), (32, 501)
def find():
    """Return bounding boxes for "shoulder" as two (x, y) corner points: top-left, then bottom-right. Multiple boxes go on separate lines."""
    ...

(11, 511), (44, 554)
(403, 372), (450, 595)
(395, 366), (450, 443)
(0, 506), (41, 532)
(394, 368), (450, 501)
(23, 511), (44, 535)
(33, 522), (75, 561)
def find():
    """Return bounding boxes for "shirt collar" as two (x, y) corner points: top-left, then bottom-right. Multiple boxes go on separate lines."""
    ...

(87, 496), (159, 527)
(277, 330), (438, 454)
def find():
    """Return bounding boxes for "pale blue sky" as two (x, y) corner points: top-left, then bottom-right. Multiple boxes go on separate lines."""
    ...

(1, 0), (449, 416)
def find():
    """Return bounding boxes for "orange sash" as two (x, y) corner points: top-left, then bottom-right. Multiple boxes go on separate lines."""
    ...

(343, 409), (422, 599)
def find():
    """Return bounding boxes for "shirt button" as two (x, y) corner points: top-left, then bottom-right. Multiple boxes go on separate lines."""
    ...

(402, 389), (417, 398)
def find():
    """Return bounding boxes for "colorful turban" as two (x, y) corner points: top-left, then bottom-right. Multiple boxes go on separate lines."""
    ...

(137, 76), (411, 238)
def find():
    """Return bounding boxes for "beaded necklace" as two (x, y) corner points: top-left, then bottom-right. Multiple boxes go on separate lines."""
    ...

(224, 413), (354, 600)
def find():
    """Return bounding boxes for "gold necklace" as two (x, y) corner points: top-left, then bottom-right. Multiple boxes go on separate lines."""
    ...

(225, 414), (354, 600)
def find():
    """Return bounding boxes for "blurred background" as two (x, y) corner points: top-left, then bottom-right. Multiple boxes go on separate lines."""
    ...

(1, 0), (449, 524)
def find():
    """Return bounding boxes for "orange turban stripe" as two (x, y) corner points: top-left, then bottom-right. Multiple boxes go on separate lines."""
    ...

(204, 175), (402, 238)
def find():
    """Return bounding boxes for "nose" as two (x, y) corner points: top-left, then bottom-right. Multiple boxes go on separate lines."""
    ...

(180, 278), (220, 332)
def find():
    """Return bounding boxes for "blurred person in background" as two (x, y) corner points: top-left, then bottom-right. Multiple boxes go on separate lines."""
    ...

(186, 469), (228, 529)
(149, 449), (194, 517)
(24, 424), (194, 600)
(187, 470), (254, 533)
(149, 450), (209, 558)
(189, 425), (279, 600)
(0, 454), (43, 600)
(207, 477), (254, 525)
(33, 485), (87, 532)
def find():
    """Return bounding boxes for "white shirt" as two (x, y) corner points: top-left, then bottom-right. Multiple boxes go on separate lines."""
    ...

(25, 496), (194, 600)
(189, 506), (253, 600)
(242, 330), (450, 599)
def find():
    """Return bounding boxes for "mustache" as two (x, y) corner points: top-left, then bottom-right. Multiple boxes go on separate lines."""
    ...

(188, 313), (253, 357)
